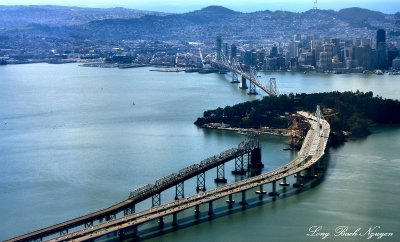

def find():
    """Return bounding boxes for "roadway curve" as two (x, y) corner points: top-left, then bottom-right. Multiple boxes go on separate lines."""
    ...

(44, 111), (330, 241)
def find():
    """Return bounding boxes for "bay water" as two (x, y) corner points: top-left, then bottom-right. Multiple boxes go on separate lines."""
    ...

(0, 64), (399, 241)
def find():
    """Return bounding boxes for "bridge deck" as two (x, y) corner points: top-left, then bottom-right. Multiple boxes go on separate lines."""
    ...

(46, 111), (330, 241)
(6, 141), (255, 242)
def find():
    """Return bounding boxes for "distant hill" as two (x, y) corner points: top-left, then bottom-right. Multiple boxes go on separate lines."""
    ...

(0, 5), (399, 46)
(0, 5), (168, 28)
(337, 7), (386, 28)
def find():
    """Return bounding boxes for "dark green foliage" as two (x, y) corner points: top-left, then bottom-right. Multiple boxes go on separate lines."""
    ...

(195, 91), (400, 141)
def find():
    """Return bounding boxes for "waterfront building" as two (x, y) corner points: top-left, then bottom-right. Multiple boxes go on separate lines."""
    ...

(323, 43), (334, 69)
(393, 57), (400, 70)
(387, 48), (399, 68)
(318, 51), (329, 70)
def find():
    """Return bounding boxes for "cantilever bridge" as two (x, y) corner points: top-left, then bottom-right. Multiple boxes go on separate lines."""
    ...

(7, 106), (330, 242)
(209, 48), (278, 97)
(213, 58), (278, 97)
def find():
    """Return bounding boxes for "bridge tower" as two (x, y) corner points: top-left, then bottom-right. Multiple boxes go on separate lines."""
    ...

(269, 78), (278, 96)
(230, 58), (240, 83)
(248, 67), (258, 95)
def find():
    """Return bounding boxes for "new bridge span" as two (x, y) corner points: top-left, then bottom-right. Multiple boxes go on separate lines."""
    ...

(7, 108), (330, 242)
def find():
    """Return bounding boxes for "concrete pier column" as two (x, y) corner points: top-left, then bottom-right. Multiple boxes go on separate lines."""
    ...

(240, 75), (248, 89)
(240, 190), (248, 206)
(132, 225), (139, 240)
(208, 201), (214, 216)
(255, 184), (267, 200)
(226, 193), (235, 208)
(118, 229), (125, 241)
(172, 213), (178, 227)
(269, 181), (280, 196)
(293, 172), (304, 188)
(310, 165), (315, 177)
(158, 216), (164, 226)
(194, 204), (200, 215)
(280, 177), (290, 186)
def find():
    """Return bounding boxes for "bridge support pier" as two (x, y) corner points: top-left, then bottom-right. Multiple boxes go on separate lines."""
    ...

(269, 181), (280, 196)
(152, 193), (161, 207)
(232, 155), (246, 175)
(60, 228), (68, 236)
(249, 147), (264, 169)
(172, 213), (178, 227)
(256, 184), (267, 200)
(106, 214), (116, 221)
(248, 81), (257, 95)
(124, 204), (136, 215)
(240, 75), (248, 89)
(158, 216), (164, 226)
(226, 193), (235, 208)
(280, 177), (290, 186)
(231, 71), (239, 83)
(196, 172), (206, 192)
(240, 190), (248, 206)
(215, 164), (227, 183)
(132, 225), (139, 240)
(208, 201), (214, 216)
(175, 182), (184, 200)
(118, 229), (125, 241)
(293, 172), (304, 188)
(85, 221), (94, 228)
(309, 165), (316, 177)
(194, 204), (200, 215)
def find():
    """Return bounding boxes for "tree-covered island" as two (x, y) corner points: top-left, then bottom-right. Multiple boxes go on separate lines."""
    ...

(194, 91), (400, 146)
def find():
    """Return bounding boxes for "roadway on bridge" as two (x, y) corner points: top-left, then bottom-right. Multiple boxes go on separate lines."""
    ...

(45, 111), (330, 241)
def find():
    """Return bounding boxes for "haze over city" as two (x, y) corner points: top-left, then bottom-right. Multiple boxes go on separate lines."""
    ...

(1, 0), (400, 13)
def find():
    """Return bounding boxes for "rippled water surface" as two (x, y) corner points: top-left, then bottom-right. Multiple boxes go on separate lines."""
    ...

(0, 64), (399, 241)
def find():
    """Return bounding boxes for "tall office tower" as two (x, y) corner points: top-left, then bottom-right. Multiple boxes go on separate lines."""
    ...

(377, 29), (386, 44)
(318, 52), (329, 69)
(224, 43), (229, 59)
(377, 29), (387, 69)
(331, 38), (340, 54)
(216, 35), (222, 61)
(230, 44), (237, 61)
(288, 41), (301, 58)
(270, 45), (278, 58)
(323, 43), (334, 69)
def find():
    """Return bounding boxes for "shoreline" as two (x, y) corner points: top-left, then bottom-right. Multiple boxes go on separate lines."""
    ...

(201, 123), (291, 137)
(1, 61), (398, 75)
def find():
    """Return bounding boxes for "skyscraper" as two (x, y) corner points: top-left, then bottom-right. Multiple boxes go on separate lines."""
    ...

(216, 35), (222, 61)
(230, 44), (237, 61)
(377, 29), (387, 69)
(377, 29), (386, 45)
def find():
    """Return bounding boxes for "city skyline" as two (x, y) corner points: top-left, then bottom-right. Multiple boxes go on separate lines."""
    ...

(1, 0), (400, 13)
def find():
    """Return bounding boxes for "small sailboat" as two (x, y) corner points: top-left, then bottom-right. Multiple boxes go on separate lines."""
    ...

(132, 101), (135, 106)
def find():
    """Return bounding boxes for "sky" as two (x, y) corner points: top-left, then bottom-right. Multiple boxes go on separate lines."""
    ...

(0, 0), (399, 14)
